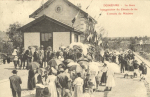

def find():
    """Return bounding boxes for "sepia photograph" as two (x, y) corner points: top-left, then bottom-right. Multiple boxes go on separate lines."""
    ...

(0, 0), (150, 97)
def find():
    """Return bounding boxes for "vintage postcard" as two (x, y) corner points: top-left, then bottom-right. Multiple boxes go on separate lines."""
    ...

(0, 0), (150, 97)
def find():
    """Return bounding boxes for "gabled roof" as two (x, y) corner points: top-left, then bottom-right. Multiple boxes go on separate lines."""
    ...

(18, 15), (83, 34)
(29, 0), (97, 24)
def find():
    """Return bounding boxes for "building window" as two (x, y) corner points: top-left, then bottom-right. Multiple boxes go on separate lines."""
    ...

(74, 34), (78, 42)
(41, 33), (52, 41)
(55, 5), (63, 13)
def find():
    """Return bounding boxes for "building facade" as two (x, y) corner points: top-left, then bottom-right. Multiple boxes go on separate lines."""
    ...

(19, 0), (97, 51)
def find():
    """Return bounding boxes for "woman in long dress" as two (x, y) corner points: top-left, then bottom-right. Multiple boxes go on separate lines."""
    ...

(100, 63), (108, 85)
(28, 69), (36, 90)
(73, 73), (84, 97)
(105, 69), (115, 91)
(46, 71), (58, 97)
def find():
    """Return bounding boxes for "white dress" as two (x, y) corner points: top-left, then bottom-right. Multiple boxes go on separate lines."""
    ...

(46, 75), (58, 97)
(106, 70), (115, 87)
(73, 77), (84, 97)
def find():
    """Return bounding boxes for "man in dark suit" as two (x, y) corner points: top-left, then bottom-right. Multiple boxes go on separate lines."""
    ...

(25, 46), (32, 69)
(9, 70), (22, 97)
(63, 48), (69, 60)
(20, 47), (26, 69)
(46, 46), (52, 63)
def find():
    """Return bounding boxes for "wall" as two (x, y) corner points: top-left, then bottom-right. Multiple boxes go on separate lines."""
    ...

(53, 32), (70, 51)
(24, 32), (40, 51)
(34, 0), (94, 33)
(71, 32), (74, 43)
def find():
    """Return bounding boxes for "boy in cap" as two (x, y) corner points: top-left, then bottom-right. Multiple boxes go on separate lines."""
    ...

(9, 70), (22, 97)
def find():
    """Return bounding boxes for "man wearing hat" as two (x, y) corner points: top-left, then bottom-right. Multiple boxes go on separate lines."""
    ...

(20, 47), (26, 69)
(46, 46), (53, 63)
(39, 45), (45, 68)
(9, 70), (22, 97)
(25, 46), (33, 69)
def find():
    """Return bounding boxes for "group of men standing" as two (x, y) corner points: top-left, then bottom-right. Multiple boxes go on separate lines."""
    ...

(118, 50), (147, 80)
(14, 45), (53, 69)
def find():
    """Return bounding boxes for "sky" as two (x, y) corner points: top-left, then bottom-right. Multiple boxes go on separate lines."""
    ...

(0, 0), (150, 37)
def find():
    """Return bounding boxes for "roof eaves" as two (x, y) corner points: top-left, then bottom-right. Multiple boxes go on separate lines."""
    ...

(17, 16), (45, 31)
(18, 15), (76, 32)
(29, 0), (55, 18)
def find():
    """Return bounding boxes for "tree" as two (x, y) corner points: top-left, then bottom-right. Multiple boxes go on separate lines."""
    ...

(6, 22), (23, 48)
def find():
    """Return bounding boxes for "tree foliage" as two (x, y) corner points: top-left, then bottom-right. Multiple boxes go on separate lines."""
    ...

(6, 22), (23, 48)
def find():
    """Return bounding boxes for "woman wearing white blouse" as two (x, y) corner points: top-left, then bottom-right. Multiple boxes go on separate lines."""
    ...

(73, 73), (84, 97)
(46, 71), (58, 97)
(100, 63), (108, 85)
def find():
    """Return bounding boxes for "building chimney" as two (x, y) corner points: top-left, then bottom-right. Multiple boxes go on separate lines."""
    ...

(77, 3), (81, 9)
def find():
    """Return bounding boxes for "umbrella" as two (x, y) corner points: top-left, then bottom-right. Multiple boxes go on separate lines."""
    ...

(68, 65), (83, 73)
(28, 62), (40, 70)
(63, 59), (74, 64)
(90, 62), (103, 67)
(51, 67), (57, 75)
(69, 42), (84, 49)
(77, 57), (89, 62)
(68, 65), (76, 71)
(67, 62), (80, 67)
(104, 61), (120, 73)
(86, 55), (92, 61)
(78, 61), (89, 69)
(48, 59), (63, 67)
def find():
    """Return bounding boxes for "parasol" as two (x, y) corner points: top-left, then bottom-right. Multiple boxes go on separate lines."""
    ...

(63, 59), (74, 64)
(68, 65), (83, 73)
(28, 62), (40, 70)
(48, 59), (63, 67)
(90, 62), (103, 67)
(69, 42), (83, 49)
(67, 62), (80, 67)
(104, 61), (120, 73)
(78, 61), (89, 69)
(69, 42), (88, 55)
(77, 57), (89, 62)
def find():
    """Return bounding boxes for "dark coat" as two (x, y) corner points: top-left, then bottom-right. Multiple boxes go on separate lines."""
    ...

(133, 63), (139, 69)
(20, 50), (27, 61)
(9, 75), (22, 92)
(46, 51), (52, 62)
(28, 70), (36, 90)
(57, 73), (69, 89)
(63, 51), (69, 60)
(33, 51), (40, 62)
(25, 50), (33, 59)
(37, 74), (43, 84)
(83, 78), (90, 91)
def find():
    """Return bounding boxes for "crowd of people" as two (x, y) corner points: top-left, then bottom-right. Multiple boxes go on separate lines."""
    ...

(103, 49), (148, 81)
(9, 45), (117, 97)
(9, 43), (149, 97)
(117, 50), (148, 81)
